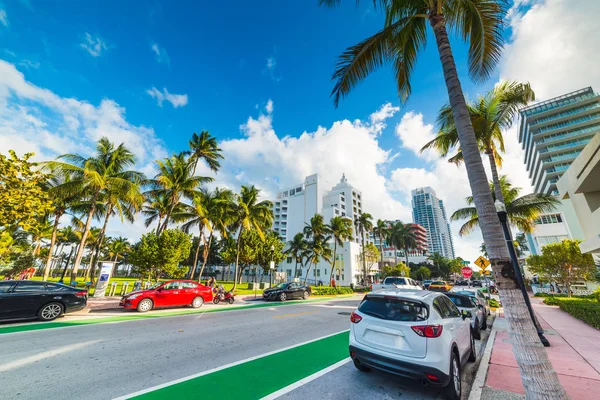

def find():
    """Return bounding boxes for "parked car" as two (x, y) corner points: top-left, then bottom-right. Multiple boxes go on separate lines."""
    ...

(119, 280), (213, 312)
(451, 289), (491, 316)
(428, 281), (453, 292)
(423, 280), (433, 290)
(454, 280), (468, 286)
(262, 282), (311, 301)
(472, 280), (483, 287)
(371, 277), (422, 291)
(0, 280), (87, 322)
(445, 292), (486, 339)
(349, 290), (476, 399)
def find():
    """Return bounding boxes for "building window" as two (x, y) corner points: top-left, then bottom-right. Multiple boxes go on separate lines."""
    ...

(341, 212), (345, 216)
(335, 209), (339, 214)
(287, 257), (292, 264)
(286, 269), (292, 277)
(296, 187), (302, 192)
(534, 214), (563, 224)
(290, 189), (295, 195)
(341, 204), (345, 209)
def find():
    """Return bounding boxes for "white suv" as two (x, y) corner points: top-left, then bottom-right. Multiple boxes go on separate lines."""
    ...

(349, 290), (476, 399)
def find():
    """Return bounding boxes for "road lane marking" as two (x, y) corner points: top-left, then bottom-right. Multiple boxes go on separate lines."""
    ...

(260, 358), (351, 400)
(273, 310), (319, 318)
(113, 329), (350, 399)
(0, 340), (100, 372)
(0, 295), (359, 336)
(308, 304), (357, 309)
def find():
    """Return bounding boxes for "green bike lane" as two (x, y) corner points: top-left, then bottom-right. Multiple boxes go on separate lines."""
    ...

(0, 294), (360, 335)
(116, 330), (351, 400)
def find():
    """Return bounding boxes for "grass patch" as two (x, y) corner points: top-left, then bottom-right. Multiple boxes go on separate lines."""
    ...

(543, 297), (600, 329)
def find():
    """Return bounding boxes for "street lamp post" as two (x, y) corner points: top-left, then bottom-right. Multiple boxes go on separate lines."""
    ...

(495, 201), (550, 347)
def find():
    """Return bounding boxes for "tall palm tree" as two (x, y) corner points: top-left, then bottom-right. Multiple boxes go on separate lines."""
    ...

(230, 185), (273, 290)
(303, 214), (330, 240)
(27, 218), (53, 257)
(388, 221), (417, 268)
(142, 193), (187, 233)
(148, 153), (213, 234)
(304, 236), (333, 285)
(372, 219), (390, 271)
(185, 131), (224, 175)
(321, 1), (565, 394)
(452, 176), (560, 236)
(355, 213), (373, 285)
(106, 236), (130, 263)
(421, 81), (535, 203)
(286, 233), (309, 279)
(327, 216), (354, 286)
(44, 137), (142, 283)
(55, 226), (79, 279)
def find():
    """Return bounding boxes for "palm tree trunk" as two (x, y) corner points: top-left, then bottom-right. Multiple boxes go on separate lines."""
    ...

(71, 193), (98, 283)
(329, 241), (337, 287)
(404, 246), (409, 271)
(487, 151), (505, 203)
(156, 215), (163, 235)
(361, 230), (367, 285)
(430, 14), (567, 398)
(190, 231), (203, 281)
(379, 234), (384, 273)
(159, 194), (178, 234)
(304, 262), (312, 285)
(33, 239), (42, 256)
(198, 231), (213, 282)
(59, 245), (76, 283)
(43, 211), (63, 281)
(232, 227), (244, 290)
(87, 204), (112, 282)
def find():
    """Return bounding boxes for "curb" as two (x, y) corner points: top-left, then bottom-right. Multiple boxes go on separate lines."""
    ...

(468, 311), (499, 400)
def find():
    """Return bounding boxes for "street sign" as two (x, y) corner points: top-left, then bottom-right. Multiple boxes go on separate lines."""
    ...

(461, 260), (470, 265)
(269, 261), (275, 270)
(474, 256), (490, 269)
(461, 267), (473, 279)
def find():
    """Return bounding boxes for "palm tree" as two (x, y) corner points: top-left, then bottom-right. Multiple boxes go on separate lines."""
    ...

(388, 221), (417, 268)
(514, 233), (529, 258)
(304, 236), (333, 285)
(27, 218), (53, 257)
(327, 216), (354, 286)
(286, 233), (309, 279)
(303, 214), (330, 240)
(230, 185), (273, 289)
(56, 226), (79, 281)
(354, 213), (373, 285)
(107, 236), (130, 262)
(428, 252), (448, 279)
(372, 219), (390, 271)
(421, 81), (535, 203)
(44, 137), (142, 283)
(451, 176), (560, 236)
(148, 153), (213, 234)
(142, 193), (187, 233)
(320, 1), (564, 394)
(185, 131), (224, 175)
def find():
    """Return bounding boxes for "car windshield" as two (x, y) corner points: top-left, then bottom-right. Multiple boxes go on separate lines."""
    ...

(147, 283), (163, 290)
(432, 281), (446, 285)
(383, 277), (407, 285)
(454, 291), (476, 298)
(359, 295), (428, 322)
(272, 283), (289, 289)
(447, 295), (474, 308)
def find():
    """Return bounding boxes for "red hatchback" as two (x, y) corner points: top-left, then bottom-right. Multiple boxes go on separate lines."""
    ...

(119, 280), (213, 312)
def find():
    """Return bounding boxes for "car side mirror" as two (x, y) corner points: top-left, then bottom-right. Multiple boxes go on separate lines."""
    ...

(462, 310), (472, 320)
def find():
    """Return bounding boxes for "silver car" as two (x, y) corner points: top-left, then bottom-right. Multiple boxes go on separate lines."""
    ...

(445, 292), (486, 340)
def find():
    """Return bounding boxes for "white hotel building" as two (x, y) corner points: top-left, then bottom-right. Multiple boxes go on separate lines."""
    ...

(272, 174), (374, 286)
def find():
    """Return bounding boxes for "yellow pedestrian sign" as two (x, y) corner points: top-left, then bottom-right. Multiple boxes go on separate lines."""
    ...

(475, 256), (490, 270)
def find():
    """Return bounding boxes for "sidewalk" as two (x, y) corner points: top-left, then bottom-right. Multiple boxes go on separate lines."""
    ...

(474, 297), (600, 399)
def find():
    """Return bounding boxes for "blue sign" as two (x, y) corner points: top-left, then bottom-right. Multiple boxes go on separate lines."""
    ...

(99, 274), (109, 282)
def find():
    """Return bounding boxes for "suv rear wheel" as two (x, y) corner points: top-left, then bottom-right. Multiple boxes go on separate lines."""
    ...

(443, 351), (461, 400)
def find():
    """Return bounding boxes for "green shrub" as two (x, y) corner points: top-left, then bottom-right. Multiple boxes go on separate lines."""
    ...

(594, 288), (600, 303)
(310, 286), (354, 295)
(543, 297), (561, 306)
(534, 292), (595, 299)
(555, 298), (600, 329)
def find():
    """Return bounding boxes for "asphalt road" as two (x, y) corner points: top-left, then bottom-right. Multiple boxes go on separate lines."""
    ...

(0, 296), (492, 400)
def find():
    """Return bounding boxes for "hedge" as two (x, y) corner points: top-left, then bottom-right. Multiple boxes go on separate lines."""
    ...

(535, 292), (595, 300)
(544, 298), (600, 329)
(310, 286), (354, 296)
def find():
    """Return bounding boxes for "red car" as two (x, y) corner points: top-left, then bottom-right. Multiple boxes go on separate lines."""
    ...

(119, 280), (213, 312)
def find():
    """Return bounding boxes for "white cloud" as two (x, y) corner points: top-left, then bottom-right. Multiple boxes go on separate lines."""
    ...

(18, 59), (40, 69)
(150, 42), (170, 66)
(265, 99), (273, 114)
(146, 87), (188, 108)
(0, 9), (8, 28)
(0, 59), (167, 177)
(265, 56), (282, 82)
(80, 33), (109, 57)
(501, 0), (600, 100)
(394, 111), (437, 160)
(370, 102), (399, 135)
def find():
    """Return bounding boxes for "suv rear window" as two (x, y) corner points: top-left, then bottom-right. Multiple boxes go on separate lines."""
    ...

(447, 295), (474, 308)
(383, 277), (407, 285)
(359, 295), (428, 322)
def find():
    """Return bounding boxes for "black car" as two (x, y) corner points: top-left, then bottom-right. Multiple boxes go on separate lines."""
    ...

(0, 280), (88, 322)
(263, 282), (311, 301)
(472, 280), (483, 287)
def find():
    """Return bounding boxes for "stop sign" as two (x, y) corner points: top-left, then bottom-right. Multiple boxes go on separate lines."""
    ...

(461, 267), (473, 279)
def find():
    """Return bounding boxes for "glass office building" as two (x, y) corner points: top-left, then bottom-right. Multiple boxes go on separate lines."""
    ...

(518, 87), (600, 195)
(411, 187), (455, 259)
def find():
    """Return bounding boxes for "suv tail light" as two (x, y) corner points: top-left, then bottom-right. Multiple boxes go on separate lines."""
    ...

(411, 325), (443, 338)
(350, 310), (362, 324)
(75, 291), (87, 298)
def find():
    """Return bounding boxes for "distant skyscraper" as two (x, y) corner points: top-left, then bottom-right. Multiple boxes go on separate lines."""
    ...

(411, 187), (455, 259)
(518, 87), (600, 195)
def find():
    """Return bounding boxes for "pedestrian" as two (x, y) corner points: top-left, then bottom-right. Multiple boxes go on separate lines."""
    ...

(207, 276), (217, 291)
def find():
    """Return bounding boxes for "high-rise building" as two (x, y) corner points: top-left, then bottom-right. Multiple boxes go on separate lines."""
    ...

(517, 88), (597, 254)
(518, 87), (600, 195)
(411, 187), (455, 259)
(272, 174), (368, 285)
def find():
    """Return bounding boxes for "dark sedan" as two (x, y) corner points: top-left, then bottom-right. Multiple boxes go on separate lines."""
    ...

(263, 282), (311, 301)
(0, 280), (87, 322)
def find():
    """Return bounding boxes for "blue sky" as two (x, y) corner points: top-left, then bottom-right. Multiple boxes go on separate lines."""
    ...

(1, 0), (596, 262)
